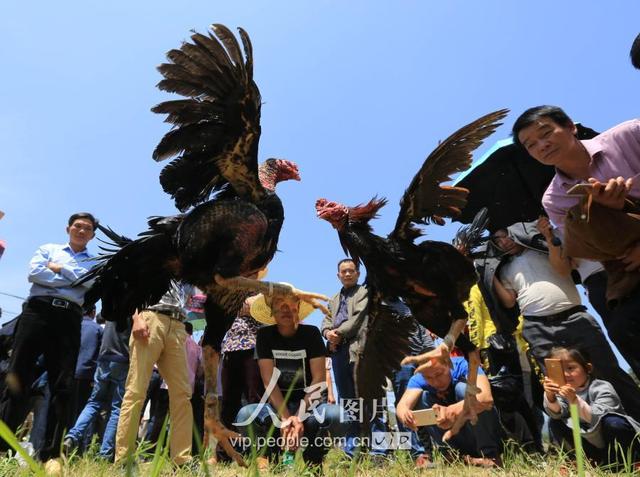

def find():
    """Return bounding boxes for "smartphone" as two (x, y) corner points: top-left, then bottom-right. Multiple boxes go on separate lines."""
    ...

(545, 358), (566, 386)
(566, 183), (594, 196)
(413, 408), (438, 426)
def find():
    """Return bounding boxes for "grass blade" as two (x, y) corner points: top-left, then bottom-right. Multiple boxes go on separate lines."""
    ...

(192, 420), (211, 477)
(0, 419), (45, 476)
(569, 403), (585, 477)
(149, 413), (170, 477)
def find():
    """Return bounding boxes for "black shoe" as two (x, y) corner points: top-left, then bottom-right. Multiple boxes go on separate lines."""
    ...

(62, 437), (77, 456)
(368, 453), (390, 467)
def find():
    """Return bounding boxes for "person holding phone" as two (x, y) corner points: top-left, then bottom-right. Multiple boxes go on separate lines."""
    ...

(395, 354), (501, 468)
(543, 347), (640, 467)
(492, 222), (640, 423)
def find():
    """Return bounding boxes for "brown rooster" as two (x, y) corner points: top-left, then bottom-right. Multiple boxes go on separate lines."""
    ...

(79, 24), (328, 465)
(315, 109), (508, 438)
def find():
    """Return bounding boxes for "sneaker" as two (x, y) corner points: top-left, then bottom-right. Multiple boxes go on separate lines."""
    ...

(415, 453), (435, 469)
(62, 437), (77, 456)
(255, 456), (270, 471)
(15, 442), (35, 467)
(463, 455), (501, 468)
(368, 453), (390, 467)
(44, 458), (63, 476)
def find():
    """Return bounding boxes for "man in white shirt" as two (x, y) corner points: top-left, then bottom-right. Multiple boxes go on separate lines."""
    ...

(492, 222), (640, 422)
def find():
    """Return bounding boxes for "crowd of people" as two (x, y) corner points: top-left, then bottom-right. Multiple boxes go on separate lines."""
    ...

(1, 105), (640, 473)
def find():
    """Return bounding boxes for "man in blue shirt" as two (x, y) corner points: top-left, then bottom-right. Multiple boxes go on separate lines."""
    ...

(396, 355), (502, 467)
(0, 212), (97, 460)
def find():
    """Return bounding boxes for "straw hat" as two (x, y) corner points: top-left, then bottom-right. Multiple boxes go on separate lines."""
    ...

(250, 283), (315, 325)
(256, 267), (268, 280)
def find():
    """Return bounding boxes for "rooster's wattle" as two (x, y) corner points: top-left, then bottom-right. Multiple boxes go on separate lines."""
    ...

(80, 24), (328, 465)
(316, 109), (508, 437)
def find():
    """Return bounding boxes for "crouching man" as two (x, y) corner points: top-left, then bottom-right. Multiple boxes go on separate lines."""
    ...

(234, 288), (346, 472)
(395, 355), (502, 467)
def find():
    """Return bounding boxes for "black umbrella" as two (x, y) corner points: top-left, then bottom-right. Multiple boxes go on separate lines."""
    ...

(453, 123), (599, 232)
(631, 32), (640, 69)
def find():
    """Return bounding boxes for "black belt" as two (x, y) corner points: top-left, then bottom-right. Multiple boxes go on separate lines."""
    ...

(30, 296), (83, 315)
(525, 305), (586, 322)
(144, 308), (185, 322)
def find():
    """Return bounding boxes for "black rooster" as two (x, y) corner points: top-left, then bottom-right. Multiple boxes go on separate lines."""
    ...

(79, 25), (328, 464)
(315, 109), (508, 437)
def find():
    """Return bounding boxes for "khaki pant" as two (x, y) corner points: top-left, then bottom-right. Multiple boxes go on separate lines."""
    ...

(115, 310), (193, 465)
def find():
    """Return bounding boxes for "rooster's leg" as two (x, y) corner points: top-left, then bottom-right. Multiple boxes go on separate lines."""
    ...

(401, 318), (482, 439)
(401, 318), (467, 371)
(214, 274), (330, 314)
(202, 345), (246, 467)
(443, 349), (481, 441)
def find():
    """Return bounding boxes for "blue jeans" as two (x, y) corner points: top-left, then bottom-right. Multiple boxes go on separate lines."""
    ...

(421, 382), (501, 458)
(393, 364), (426, 457)
(331, 344), (388, 456)
(331, 344), (355, 400)
(66, 359), (128, 459)
(235, 402), (347, 464)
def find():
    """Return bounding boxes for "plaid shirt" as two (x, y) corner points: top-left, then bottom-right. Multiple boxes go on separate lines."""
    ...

(148, 281), (193, 321)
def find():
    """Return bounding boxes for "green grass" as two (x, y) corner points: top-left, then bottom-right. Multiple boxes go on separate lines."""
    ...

(1, 443), (639, 477)
(2, 417), (639, 476)
(1, 376), (636, 476)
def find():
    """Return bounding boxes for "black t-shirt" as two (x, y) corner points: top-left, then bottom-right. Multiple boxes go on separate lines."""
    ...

(255, 324), (326, 403)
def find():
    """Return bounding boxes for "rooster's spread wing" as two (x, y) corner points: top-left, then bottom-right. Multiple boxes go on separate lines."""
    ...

(77, 218), (183, 323)
(152, 24), (264, 211)
(390, 109), (509, 242)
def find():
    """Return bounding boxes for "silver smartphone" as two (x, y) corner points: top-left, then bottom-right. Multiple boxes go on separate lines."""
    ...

(413, 408), (438, 426)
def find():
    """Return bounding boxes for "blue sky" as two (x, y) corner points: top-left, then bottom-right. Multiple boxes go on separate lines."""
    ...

(1, 1), (639, 365)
